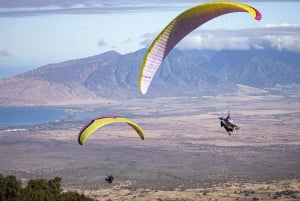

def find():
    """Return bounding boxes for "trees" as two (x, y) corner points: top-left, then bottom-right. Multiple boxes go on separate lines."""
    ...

(0, 174), (95, 201)
(0, 175), (22, 201)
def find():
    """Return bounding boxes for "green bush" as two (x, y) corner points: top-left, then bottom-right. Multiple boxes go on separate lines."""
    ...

(0, 174), (95, 201)
(0, 175), (22, 201)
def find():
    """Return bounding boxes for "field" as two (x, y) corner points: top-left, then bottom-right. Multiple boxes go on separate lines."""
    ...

(0, 85), (300, 200)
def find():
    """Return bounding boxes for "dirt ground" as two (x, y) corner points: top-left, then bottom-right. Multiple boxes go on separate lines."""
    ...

(1, 85), (300, 200)
(71, 179), (300, 201)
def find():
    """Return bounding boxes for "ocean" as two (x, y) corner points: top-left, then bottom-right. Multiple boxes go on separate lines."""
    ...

(0, 106), (69, 127)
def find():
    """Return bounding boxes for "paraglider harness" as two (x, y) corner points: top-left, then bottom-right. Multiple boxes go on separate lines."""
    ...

(105, 175), (114, 184)
(219, 112), (239, 135)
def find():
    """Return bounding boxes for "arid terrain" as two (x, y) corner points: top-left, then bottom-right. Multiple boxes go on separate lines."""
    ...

(1, 85), (300, 200)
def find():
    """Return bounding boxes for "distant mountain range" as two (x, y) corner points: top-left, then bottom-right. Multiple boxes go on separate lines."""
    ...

(0, 48), (299, 106)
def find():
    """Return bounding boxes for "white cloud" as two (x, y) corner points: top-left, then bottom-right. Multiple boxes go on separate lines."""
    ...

(122, 38), (132, 44)
(265, 23), (298, 28)
(98, 38), (107, 47)
(140, 26), (300, 52)
(1, 0), (299, 17)
(175, 26), (300, 52)
(0, 50), (11, 56)
(0, 0), (180, 17)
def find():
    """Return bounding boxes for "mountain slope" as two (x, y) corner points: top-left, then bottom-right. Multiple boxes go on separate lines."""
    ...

(0, 48), (299, 106)
(205, 49), (300, 88)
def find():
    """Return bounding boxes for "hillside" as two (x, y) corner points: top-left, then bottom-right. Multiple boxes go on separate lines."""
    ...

(0, 48), (299, 106)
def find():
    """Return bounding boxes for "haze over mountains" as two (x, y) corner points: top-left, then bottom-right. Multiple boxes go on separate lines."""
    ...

(0, 48), (299, 106)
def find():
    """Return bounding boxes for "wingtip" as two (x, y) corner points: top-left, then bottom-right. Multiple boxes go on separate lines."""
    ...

(140, 88), (147, 95)
(254, 9), (262, 20)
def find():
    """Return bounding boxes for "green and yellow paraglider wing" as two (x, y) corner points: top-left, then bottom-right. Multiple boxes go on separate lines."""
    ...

(138, 1), (262, 95)
(78, 115), (144, 145)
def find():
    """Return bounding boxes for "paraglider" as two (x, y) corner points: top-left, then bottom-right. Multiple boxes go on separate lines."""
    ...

(78, 115), (145, 145)
(219, 111), (240, 135)
(138, 1), (262, 94)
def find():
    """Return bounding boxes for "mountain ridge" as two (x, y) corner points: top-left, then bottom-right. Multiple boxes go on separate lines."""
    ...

(0, 48), (299, 106)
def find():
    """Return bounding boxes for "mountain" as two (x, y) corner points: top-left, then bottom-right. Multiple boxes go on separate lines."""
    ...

(0, 48), (299, 106)
(204, 49), (300, 88)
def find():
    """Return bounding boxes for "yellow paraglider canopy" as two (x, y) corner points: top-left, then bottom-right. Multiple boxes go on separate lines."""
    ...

(78, 115), (144, 145)
(139, 1), (262, 95)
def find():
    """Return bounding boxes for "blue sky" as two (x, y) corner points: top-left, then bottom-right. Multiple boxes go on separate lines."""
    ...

(0, 0), (300, 77)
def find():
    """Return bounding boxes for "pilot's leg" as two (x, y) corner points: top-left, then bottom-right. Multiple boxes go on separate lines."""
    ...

(232, 123), (239, 130)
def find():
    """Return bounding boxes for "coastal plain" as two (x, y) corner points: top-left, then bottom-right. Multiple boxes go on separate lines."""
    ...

(1, 85), (300, 200)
